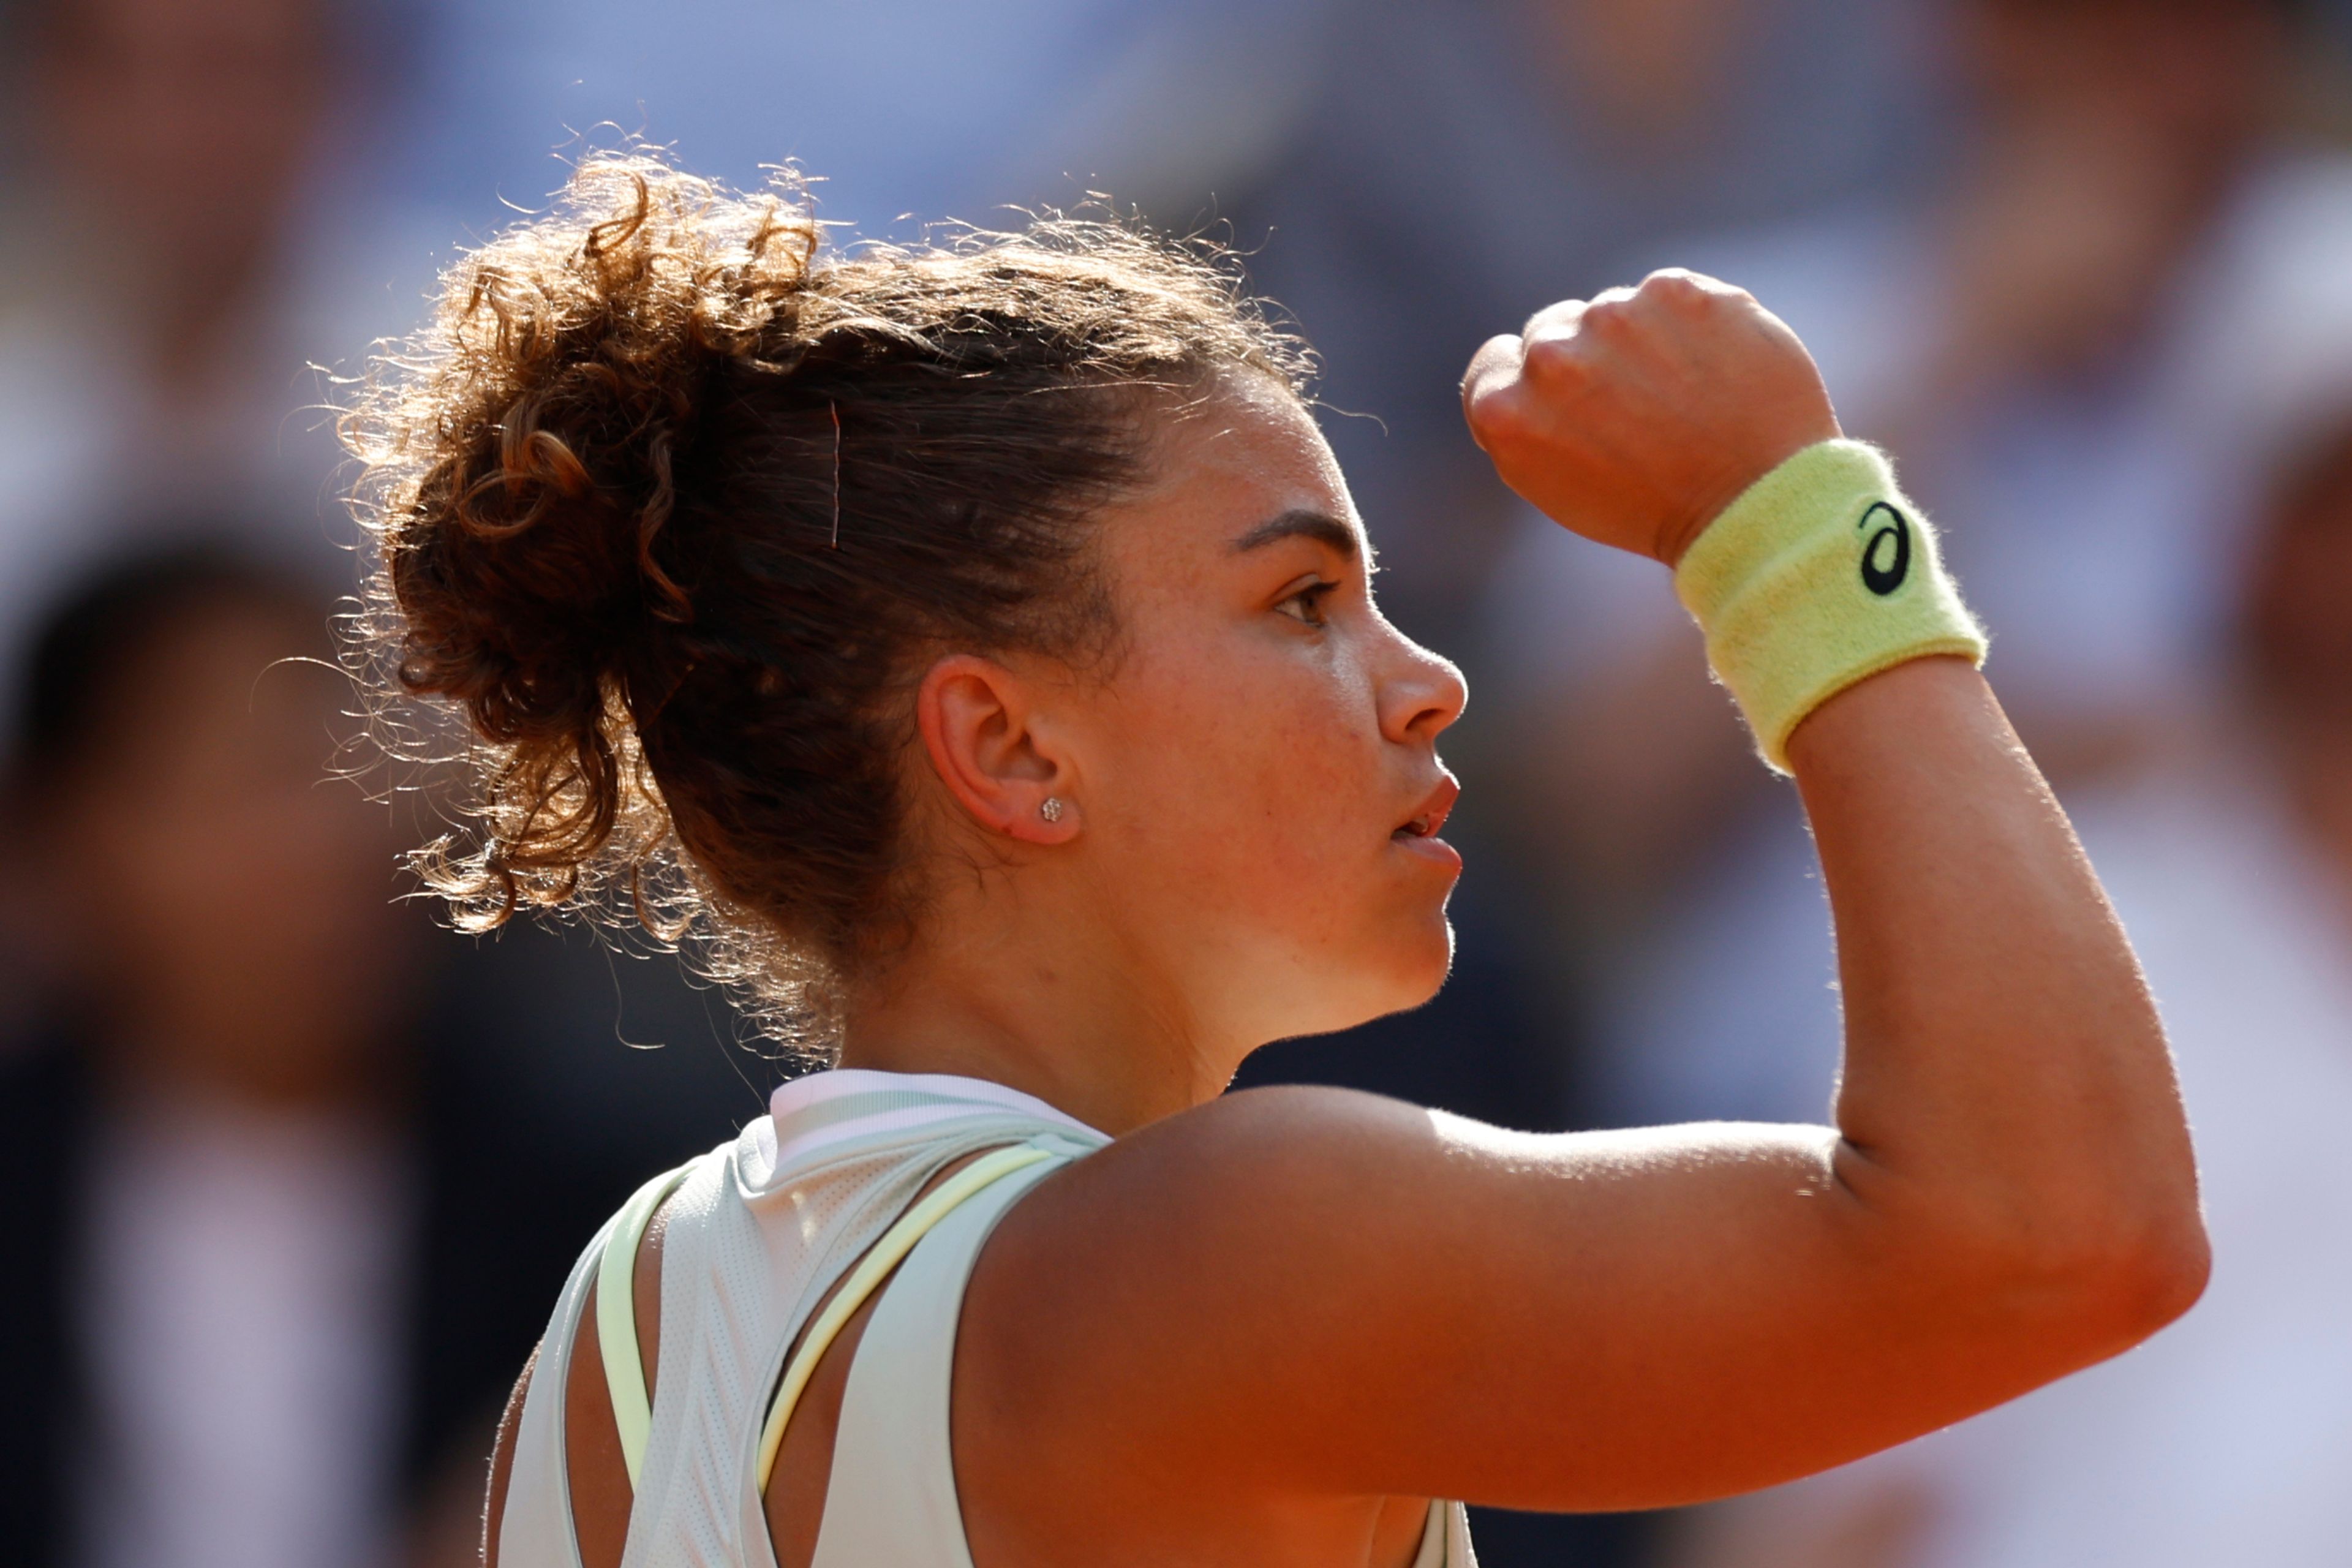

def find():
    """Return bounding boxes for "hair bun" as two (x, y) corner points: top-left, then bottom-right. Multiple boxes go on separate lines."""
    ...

(350, 154), (822, 895)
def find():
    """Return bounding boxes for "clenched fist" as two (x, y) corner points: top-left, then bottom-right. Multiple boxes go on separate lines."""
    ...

(1461, 270), (1841, 567)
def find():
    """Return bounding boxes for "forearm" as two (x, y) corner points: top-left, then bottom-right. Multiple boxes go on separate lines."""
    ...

(1789, 657), (2202, 1288)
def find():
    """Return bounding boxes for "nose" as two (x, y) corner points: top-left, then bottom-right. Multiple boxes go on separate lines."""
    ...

(1377, 623), (1468, 745)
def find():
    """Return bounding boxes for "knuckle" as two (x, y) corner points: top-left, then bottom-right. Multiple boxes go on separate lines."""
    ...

(1640, 268), (1714, 312)
(1519, 299), (1585, 341)
(1520, 330), (1587, 379)
(1580, 298), (1637, 339)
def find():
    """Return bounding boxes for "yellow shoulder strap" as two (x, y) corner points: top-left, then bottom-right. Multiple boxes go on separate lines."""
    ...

(597, 1163), (695, 1489)
(755, 1142), (1053, 1492)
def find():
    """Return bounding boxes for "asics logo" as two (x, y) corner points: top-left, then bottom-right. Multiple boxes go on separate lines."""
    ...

(1858, 502), (1910, 596)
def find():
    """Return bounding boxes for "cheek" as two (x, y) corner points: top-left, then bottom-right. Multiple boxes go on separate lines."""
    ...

(1096, 633), (1387, 922)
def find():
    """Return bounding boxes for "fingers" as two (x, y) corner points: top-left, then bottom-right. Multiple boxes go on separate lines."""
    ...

(1461, 293), (1617, 453)
(1463, 268), (1803, 458)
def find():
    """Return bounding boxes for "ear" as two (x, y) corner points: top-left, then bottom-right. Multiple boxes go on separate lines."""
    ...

(914, 654), (1080, 844)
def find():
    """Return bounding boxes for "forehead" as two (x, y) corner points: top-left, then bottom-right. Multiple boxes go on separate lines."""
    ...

(1167, 373), (1344, 491)
(1105, 375), (1360, 566)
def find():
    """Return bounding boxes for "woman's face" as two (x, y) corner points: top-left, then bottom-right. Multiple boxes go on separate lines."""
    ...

(1057, 377), (1468, 1050)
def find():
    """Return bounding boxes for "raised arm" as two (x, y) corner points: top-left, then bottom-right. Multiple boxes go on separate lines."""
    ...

(961, 271), (2206, 1537)
(1455, 275), (2207, 1384)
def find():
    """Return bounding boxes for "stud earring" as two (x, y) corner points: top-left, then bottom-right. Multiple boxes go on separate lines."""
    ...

(1039, 796), (1065, 824)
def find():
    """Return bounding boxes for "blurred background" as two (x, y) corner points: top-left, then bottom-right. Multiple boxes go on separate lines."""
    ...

(6, 1), (2352, 1564)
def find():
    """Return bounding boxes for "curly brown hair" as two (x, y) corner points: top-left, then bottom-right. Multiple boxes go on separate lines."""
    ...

(344, 153), (1310, 1054)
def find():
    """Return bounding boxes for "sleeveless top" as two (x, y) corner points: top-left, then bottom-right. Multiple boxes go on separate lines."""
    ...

(496, 1069), (1478, 1567)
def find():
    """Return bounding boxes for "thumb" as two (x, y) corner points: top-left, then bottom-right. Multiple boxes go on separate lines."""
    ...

(1460, 333), (1526, 453)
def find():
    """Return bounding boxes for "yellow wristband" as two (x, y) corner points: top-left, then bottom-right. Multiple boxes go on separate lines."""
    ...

(1674, 440), (1987, 772)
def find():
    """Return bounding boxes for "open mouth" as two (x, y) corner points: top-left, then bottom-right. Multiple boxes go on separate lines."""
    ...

(1392, 775), (1461, 843)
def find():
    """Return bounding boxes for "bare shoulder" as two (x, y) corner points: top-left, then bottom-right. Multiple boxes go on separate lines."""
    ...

(991, 1084), (1480, 1284)
(959, 1085), (1540, 1476)
(984, 1079), (1648, 1275)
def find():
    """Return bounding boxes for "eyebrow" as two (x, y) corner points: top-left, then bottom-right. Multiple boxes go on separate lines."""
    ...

(1228, 508), (1365, 562)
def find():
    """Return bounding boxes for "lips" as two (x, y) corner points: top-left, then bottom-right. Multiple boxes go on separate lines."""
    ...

(1392, 775), (1461, 845)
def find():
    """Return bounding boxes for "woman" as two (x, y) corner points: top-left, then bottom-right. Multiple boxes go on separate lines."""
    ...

(347, 157), (2206, 1567)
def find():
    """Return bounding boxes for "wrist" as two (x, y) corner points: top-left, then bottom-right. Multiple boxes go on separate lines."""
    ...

(1659, 421), (1844, 568)
(1673, 439), (1987, 772)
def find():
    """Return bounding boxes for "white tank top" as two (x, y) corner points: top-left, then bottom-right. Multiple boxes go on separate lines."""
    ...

(496, 1069), (1477, 1567)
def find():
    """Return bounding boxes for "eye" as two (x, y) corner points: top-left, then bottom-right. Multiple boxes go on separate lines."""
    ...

(1275, 578), (1339, 627)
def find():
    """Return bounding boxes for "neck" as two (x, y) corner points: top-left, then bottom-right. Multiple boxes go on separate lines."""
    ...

(835, 880), (1235, 1137)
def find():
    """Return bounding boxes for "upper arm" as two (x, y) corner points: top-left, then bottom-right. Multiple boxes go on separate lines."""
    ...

(960, 1084), (2135, 1517)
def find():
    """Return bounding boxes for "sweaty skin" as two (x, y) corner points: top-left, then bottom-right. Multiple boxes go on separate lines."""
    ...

(489, 270), (2206, 1568)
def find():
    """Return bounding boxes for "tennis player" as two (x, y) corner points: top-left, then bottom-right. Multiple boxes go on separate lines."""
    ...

(347, 156), (2206, 1568)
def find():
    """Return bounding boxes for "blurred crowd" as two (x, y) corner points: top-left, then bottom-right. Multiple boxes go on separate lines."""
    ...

(6, 1), (2352, 1566)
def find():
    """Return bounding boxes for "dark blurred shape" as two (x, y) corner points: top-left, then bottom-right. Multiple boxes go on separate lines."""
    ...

(0, 543), (770, 1568)
(0, 545), (409, 1568)
(9, 543), (403, 1117)
(2245, 414), (2352, 726)
(1903, 0), (2301, 433)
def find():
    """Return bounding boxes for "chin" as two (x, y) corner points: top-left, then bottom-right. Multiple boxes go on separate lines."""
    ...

(1395, 908), (1458, 1007)
(1245, 886), (1457, 1041)
(1324, 907), (1457, 1033)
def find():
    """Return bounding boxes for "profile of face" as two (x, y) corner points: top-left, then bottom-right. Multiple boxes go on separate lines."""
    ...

(914, 377), (1468, 1058)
